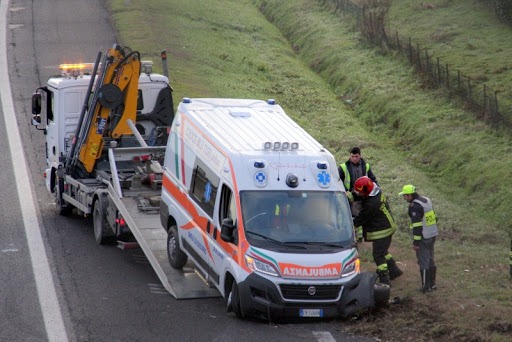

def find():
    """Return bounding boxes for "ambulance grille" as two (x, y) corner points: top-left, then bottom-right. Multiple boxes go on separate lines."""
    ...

(279, 284), (342, 300)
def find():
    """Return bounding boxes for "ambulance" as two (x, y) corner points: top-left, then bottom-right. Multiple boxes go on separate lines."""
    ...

(160, 98), (388, 319)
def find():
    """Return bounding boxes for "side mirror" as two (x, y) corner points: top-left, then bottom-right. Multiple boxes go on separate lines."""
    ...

(220, 218), (235, 243)
(32, 92), (42, 115)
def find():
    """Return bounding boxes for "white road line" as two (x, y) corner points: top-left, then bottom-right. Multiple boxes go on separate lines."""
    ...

(0, 1), (69, 341)
(312, 331), (337, 342)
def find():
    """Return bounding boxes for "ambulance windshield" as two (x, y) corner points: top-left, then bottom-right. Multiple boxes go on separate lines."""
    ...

(241, 191), (354, 250)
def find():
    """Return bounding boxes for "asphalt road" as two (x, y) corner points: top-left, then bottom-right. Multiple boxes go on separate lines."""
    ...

(0, 0), (376, 341)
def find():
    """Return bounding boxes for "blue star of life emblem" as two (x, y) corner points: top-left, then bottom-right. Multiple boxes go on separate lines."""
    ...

(254, 171), (267, 187)
(317, 171), (331, 187)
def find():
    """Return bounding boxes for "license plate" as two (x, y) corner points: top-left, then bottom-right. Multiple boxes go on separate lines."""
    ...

(299, 309), (323, 317)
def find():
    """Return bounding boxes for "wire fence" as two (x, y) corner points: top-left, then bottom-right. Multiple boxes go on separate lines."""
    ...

(319, 0), (509, 130)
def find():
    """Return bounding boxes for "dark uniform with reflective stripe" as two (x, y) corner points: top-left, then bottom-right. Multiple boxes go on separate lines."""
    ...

(353, 186), (400, 284)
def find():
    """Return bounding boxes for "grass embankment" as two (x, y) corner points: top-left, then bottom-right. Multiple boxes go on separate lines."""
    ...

(107, 0), (512, 340)
(388, 0), (512, 120)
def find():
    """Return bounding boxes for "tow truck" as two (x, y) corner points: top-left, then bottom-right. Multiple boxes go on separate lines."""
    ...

(30, 44), (219, 299)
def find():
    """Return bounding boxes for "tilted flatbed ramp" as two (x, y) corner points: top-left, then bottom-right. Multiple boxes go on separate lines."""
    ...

(108, 185), (221, 299)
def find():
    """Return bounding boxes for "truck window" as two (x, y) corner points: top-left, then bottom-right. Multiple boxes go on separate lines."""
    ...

(47, 91), (55, 122)
(190, 160), (219, 217)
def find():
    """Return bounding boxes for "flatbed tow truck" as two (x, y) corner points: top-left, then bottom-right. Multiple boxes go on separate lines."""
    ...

(31, 44), (219, 299)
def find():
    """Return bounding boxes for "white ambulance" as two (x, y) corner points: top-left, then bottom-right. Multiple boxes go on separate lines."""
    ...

(160, 98), (388, 319)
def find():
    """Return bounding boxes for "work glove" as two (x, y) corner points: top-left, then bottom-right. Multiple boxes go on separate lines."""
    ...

(346, 191), (354, 202)
(356, 226), (363, 242)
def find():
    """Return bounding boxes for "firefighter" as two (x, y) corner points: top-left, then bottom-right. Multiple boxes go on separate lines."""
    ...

(353, 176), (402, 285)
(399, 184), (438, 293)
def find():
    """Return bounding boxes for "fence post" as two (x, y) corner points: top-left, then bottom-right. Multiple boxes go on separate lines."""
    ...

(409, 37), (413, 65)
(467, 76), (472, 99)
(417, 43), (421, 70)
(437, 57), (441, 85)
(483, 84), (488, 120)
(396, 30), (400, 54)
(446, 64), (449, 89)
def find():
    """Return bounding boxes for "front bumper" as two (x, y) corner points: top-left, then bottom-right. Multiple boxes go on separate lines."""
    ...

(237, 271), (382, 319)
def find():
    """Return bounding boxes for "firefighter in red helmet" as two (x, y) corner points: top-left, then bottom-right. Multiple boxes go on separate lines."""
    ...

(352, 176), (402, 285)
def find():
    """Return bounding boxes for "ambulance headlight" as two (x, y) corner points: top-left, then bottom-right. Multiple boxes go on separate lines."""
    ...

(245, 255), (280, 277)
(341, 258), (360, 277)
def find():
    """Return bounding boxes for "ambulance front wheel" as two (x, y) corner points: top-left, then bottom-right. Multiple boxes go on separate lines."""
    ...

(167, 226), (188, 269)
(227, 281), (244, 319)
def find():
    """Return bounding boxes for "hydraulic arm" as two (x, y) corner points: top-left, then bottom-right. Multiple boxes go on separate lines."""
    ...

(67, 44), (141, 175)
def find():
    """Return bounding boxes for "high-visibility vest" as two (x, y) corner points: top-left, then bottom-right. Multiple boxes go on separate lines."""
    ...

(340, 162), (370, 190)
(411, 197), (438, 239)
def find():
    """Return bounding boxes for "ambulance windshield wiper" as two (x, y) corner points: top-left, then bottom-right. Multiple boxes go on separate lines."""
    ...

(245, 231), (306, 249)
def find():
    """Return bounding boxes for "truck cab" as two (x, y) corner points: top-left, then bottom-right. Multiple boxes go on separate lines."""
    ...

(31, 61), (174, 194)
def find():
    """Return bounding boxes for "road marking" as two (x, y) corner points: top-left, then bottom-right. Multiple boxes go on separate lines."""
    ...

(0, 1), (69, 341)
(312, 331), (336, 342)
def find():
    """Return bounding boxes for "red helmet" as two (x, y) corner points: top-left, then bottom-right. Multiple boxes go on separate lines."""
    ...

(353, 176), (374, 197)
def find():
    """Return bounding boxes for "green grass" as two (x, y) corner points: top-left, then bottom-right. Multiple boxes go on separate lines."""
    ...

(107, 0), (512, 340)
(388, 0), (512, 120)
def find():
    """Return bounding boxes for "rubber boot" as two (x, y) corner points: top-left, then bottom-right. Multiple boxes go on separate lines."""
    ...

(387, 258), (403, 280)
(418, 269), (432, 293)
(430, 266), (437, 290)
(377, 270), (391, 286)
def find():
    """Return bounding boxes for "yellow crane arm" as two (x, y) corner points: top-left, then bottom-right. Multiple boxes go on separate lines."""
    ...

(78, 45), (141, 173)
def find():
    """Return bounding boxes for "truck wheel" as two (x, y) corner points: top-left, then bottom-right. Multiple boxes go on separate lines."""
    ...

(167, 226), (187, 269)
(55, 178), (72, 216)
(93, 198), (115, 245)
(227, 281), (244, 319)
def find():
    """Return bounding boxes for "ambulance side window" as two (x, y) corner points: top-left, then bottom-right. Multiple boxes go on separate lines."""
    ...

(190, 160), (219, 217)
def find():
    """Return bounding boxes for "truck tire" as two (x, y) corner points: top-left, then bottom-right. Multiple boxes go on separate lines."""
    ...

(93, 198), (115, 245)
(55, 177), (72, 216)
(167, 226), (187, 269)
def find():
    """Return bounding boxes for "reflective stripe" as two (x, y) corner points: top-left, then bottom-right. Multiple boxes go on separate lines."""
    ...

(377, 263), (388, 271)
(381, 193), (397, 232)
(413, 235), (422, 241)
(339, 162), (370, 190)
(340, 164), (350, 190)
(367, 226), (395, 240)
(411, 222), (422, 228)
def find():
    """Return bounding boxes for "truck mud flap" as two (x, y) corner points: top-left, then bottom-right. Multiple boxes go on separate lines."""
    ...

(339, 272), (379, 317)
